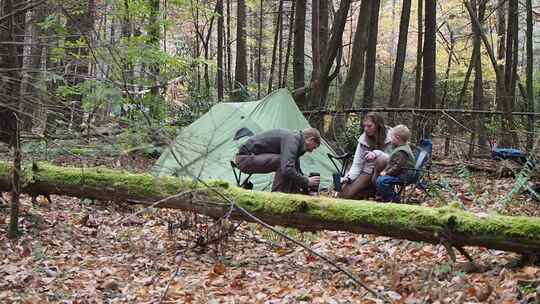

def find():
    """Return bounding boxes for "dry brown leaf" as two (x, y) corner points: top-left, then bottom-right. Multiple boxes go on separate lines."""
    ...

(99, 279), (120, 291)
(523, 266), (539, 278)
(213, 262), (226, 275)
(476, 284), (493, 302)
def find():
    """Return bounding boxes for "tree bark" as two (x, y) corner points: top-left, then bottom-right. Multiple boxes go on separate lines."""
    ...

(226, 0), (232, 91)
(334, 0), (372, 132)
(525, 0), (534, 152)
(496, 0), (506, 68)
(217, 0), (224, 101)
(412, 0), (423, 143)
(20, 7), (46, 131)
(310, 0), (320, 109)
(388, 0), (411, 125)
(257, 0), (263, 98)
(307, 0), (351, 130)
(268, 0), (284, 94)
(318, 0), (328, 72)
(282, 0), (296, 88)
(65, 0), (95, 130)
(234, 0), (248, 97)
(361, 0), (381, 108)
(292, 0), (306, 108)
(2, 161), (540, 255)
(0, 0), (26, 146)
(464, 1), (518, 148)
(470, 0), (487, 156)
(503, 0), (517, 111)
(418, 0), (436, 138)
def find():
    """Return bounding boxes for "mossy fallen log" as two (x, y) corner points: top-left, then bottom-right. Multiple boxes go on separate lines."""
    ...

(1, 161), (540, 255)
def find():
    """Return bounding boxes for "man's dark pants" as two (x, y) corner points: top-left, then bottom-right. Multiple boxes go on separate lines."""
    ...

(235, 154), (305, 193)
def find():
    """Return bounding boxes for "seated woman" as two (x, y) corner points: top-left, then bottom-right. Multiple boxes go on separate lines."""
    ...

(339, 112), (392, 199)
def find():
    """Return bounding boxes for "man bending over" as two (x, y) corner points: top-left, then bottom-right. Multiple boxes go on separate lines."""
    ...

(235, 128), (321, 194)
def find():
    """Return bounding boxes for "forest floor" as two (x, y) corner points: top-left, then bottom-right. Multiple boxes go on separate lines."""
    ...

(0, 136), (539, 303)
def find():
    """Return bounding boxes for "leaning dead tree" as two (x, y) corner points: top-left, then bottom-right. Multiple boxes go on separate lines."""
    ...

(1, 161), (540, 256)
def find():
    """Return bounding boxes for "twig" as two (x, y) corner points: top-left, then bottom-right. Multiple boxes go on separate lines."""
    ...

(112, 190), (197, 226)
(166, 148), (387, 300)
(0, 0), (47, 24)
(159, 265), (180, 304)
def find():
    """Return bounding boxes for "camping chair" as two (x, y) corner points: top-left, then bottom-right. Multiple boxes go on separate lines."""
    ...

(327, 152), (353, 191)
(327, 152), (353, 177)
(491, 148), (528, 164)
(492, 147), (539, 201)
(231, 127), (255, 190)
(396, 138), (433, 203)
(230, 161), (254, 190)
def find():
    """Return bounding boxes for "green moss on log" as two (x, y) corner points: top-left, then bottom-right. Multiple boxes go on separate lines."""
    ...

(1, 161), (540, 254)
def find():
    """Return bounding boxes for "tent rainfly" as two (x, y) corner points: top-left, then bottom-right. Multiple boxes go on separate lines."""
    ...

(152, 89), (339, 191)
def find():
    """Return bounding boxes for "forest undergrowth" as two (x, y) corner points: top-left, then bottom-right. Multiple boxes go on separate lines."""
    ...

(1, 134), (539, 303)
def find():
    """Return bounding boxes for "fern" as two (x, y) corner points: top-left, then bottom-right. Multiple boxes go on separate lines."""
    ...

(498, 159), (536, 210)
(427, 177), (462, 207)
(457, 163), (476, 195)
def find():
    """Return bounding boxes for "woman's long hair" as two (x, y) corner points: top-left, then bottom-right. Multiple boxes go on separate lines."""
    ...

(364, 112), (387, 149)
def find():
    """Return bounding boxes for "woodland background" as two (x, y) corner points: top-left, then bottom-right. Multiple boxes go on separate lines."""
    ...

(1, 0), (540, 303)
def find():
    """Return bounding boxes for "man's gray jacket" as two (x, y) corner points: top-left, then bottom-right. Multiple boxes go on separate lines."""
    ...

(237, 129), (308, 189)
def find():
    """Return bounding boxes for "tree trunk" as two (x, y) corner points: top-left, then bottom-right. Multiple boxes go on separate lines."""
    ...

(318, 0), (328, 73)
(65, 0), (95, 130)
(496, 0), (506, 68)
(310, 0), (320, 110)
(282, 0), (296, 88)
(470, 0), (487, 156)
(268, 0), (284, 94)
(464, 2), (519, 148)
(418, 0), (436, 139)
(192, 1), (217, 99)
(504, 0), (517, 113)
(388, 0), (411, 125)
(525, 0), (534, 152)
(20, 6), (47, 131)
(361, 0), (381, 108)
(234, 0), (248, 98)
(226, 0), (232, 91)
(277, 0), (284, 88)
(412, 0), (423, 143)
(7, 122), (21, 238)
(307, 0), (351, 130)
(0, 0), (26, 146)
(217, 0), (224, 101)
(257, 0), (263, 98)
(121, 0), (134, 85)
(147, 0), (160, 112)
(292, 0), (306, 108)
(334, 0), (372, 131)
(2, 161), (540, 255)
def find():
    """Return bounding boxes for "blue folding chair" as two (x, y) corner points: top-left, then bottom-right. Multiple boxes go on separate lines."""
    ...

(492, 147), (539, 201)
(396, 138), (433, 202)
(492, 147), (527, 164)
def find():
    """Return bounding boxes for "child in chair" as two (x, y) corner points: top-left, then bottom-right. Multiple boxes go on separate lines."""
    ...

(376, 125), (416, 202)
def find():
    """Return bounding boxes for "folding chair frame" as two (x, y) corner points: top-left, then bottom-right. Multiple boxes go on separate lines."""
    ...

(327, 153), (353, 177)
(396, 139), (433, 203)
(230, 161), (253, 190)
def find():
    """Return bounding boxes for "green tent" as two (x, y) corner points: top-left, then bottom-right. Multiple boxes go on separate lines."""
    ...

(152, 89), (339, 191)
